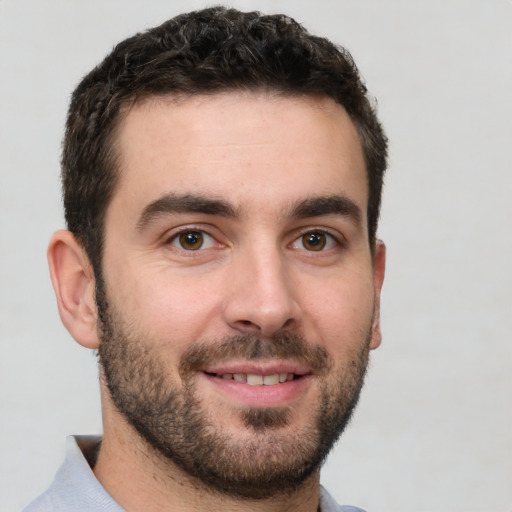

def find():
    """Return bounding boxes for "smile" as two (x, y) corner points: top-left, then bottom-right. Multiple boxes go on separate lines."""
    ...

(200, 361), (313, 407)
(208, 372), (297, 386)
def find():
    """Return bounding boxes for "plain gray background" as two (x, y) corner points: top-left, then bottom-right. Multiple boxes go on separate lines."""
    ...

(1, 1), (511, 511)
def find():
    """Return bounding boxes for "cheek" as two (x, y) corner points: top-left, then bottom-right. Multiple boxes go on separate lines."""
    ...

(110, 264), (224, 347)
(299, 269), (375, 343)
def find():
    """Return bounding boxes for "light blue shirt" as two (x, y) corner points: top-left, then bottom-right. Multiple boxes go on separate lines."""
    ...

(22, 436), (366, 512)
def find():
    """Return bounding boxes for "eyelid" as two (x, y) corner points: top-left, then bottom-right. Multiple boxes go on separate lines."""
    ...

(164, 225), (222, 251)
(289, 228), (343, 251)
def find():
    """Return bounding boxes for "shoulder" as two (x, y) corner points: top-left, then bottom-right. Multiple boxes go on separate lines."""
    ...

(21, 436), (123, 512)
(21, 489), (65, 512)
(320, 486), (367, 512)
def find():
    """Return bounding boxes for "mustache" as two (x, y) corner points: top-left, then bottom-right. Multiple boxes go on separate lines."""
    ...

(179, 332), (332, 376)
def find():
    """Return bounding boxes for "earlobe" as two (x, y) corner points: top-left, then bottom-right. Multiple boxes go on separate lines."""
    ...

(369, 240), (386, 350)
(47, 230), (99, 349)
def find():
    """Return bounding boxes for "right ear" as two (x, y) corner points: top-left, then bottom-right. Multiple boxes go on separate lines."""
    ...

(47, 230), (99, 349)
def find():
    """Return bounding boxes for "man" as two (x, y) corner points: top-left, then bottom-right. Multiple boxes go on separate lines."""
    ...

(24, 6), (387, 512)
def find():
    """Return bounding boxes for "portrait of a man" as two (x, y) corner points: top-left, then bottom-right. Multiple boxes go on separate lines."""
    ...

(1, 2), (510, 512)
(25, 7), (386, 511)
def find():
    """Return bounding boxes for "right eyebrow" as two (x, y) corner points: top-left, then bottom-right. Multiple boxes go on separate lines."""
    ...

(137, 193), (238, 232)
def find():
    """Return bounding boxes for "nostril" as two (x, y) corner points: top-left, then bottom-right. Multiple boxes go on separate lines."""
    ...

(233, 319), (261, 333)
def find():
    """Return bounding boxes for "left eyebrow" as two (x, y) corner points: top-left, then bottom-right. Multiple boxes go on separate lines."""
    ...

(290, 195), (363, 225)
(137, 193), (238, 231)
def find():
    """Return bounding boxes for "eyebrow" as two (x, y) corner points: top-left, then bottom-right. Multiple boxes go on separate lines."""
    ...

(137, 192), (362, 232)
(290, 195), (362, 224)
(137, 193), (238, 231)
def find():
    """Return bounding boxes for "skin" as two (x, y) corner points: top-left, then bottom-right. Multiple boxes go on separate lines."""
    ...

(48, 91), (385, 512)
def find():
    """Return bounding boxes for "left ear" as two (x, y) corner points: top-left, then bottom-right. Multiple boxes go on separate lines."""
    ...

(369, 240), (386, 350)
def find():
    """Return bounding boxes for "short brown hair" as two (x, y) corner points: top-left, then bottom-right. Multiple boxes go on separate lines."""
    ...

(62, 6), (388, 275)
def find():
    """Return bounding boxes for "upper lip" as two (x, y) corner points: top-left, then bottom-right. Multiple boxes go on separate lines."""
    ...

(202, 360), (312, 376)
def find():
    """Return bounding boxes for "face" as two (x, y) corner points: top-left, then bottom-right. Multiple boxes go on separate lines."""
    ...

(97, 92), (384, 498)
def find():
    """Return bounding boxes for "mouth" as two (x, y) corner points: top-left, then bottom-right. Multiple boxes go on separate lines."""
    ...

(205, 371), (301, 386)
(198, 362), (313, 408)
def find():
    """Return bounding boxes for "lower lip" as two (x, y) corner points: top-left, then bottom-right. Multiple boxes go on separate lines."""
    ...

(199, 373), (312, 408)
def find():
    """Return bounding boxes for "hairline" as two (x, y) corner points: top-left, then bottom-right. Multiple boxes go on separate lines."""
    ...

(88, 87), (376, 278)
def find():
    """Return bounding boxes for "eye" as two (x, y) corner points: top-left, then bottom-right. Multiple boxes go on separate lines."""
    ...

(169, 230), (215, 251)
(292, 231), (338, 252)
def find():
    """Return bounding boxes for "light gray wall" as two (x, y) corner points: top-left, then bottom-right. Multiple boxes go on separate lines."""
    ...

(1, 1), (511, 511)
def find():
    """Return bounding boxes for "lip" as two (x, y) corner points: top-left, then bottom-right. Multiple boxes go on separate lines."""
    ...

(198, 359), (314, 408)
(202, 359), (312, 377)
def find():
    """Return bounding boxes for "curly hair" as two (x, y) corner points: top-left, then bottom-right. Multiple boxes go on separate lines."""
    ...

(62, 6), (387, 275)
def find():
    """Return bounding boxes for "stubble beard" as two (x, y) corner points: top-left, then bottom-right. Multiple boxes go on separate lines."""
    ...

(96, 282), (372, 500)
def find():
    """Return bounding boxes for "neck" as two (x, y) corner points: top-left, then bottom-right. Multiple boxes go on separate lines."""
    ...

(94, 400), (321, 512)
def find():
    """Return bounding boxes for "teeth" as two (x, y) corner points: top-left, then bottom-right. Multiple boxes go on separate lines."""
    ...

(263, 374), (280, 385)
(247, 374), (264, 386)
(217, 373), (295, 385)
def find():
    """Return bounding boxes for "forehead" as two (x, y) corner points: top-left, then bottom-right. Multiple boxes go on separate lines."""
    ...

(110, 92), (368, 221)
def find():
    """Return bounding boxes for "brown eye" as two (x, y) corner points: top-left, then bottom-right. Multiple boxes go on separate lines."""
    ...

(176, 231), (205, 250)
(301, 232), (327, 251)
(168, 229), (217, 252)
(290, 231), (338, 252)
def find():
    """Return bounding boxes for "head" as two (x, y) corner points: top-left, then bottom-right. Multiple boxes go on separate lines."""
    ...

(61, 6), (387, 279)
(50, 6), (387, 501)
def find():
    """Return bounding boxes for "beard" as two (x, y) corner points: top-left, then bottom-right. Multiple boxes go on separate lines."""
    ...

(96, 282), (372, 500)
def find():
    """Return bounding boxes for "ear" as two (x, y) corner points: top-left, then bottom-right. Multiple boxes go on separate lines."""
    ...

(47, 230), (99, 349)
(369, 240), (386, 350)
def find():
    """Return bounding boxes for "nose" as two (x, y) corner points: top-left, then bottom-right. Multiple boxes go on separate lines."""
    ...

(222, 245), (302, 337)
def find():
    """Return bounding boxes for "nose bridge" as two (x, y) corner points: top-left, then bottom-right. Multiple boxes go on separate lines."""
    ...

(223, 238), (300, 336)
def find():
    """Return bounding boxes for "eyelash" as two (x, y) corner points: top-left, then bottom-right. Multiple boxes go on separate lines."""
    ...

(290, 229), (343, 254)
(166, 227), (218, 252)
(165, 227), (342, 253)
